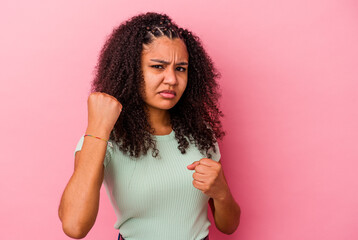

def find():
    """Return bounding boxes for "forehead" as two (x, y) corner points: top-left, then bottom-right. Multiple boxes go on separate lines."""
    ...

(142, 37), (188, 60)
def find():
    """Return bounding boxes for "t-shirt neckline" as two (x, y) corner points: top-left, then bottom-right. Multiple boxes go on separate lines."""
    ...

(152, 129), (175, 141)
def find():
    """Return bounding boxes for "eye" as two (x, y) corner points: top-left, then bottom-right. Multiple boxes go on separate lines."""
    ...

(177, 67), (187, 72)
(151, 65), (164, 69)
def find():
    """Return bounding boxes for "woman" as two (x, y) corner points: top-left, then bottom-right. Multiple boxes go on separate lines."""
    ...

(58, 12), (240, 240)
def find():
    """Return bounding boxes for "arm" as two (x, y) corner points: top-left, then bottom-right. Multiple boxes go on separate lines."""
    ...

(209, 189), (241, 234)
(58, 127), (109, 239)
(188, 158), (241, 235)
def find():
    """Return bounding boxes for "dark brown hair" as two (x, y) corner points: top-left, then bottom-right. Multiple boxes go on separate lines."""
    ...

(90, 12), (225, 158)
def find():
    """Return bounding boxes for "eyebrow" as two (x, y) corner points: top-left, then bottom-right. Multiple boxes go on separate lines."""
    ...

(150, 59), (188, 65)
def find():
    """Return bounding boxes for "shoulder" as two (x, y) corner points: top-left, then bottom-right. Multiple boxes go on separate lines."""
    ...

(208, 141), (221, 162)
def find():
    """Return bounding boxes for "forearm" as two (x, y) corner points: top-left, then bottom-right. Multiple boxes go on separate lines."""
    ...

(212, 189), (241, 234)
(59, 128), (109, 238)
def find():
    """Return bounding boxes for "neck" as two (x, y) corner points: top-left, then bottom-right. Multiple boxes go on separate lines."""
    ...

(145, 106), (172, 135)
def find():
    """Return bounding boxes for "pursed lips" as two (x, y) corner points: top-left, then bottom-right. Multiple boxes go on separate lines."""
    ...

(159, 90), (176, 96)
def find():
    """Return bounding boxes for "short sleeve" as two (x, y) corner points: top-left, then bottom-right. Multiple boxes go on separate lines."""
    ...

(74, 135), (113, 167)
(208, 141), (221, 162)
(74, 136), (85, 157)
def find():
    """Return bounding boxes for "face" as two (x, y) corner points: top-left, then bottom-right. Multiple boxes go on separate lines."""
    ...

(140, 36), (189, 112)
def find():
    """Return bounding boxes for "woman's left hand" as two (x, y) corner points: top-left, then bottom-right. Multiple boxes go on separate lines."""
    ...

(187, 158), (229, 200)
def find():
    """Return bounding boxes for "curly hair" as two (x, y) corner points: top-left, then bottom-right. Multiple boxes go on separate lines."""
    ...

(90, 12), (225, 159)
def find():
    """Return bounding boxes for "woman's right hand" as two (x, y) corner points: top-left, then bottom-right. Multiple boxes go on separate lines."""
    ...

(59, 91), (120, 238)
(86, 92), (122, 137)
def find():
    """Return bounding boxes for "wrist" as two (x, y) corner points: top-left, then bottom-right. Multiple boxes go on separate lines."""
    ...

(85, 127), (111, 140)
(215, 186), (232, 203)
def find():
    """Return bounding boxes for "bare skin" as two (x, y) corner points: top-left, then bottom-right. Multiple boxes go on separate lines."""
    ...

(58, 36), (240, 238)
(188, 159), (241, 234)
(58, 92), (122, 238)
(140, 36), (189, 135)
(141, 38), (241, 233)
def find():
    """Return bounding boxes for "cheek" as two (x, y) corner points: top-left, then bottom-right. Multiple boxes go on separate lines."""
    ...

(142, 73), (154, 92)
(180, 79), (188, 92)
(142, 79), (160, 100)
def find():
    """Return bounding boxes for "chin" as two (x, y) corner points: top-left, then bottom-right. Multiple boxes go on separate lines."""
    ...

(160, 104), (177, 110)
(155, 101), (178, 110)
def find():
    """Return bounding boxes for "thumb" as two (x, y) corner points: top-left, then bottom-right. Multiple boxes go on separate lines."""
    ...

(187, 161), (200, 170)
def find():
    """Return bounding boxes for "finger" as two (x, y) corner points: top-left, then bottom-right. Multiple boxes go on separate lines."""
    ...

(192, 179), (206, 190)
(192, 172), (206, 183)
(199, 158), (216, 167)
(193, 164), (209, 174)
(187, 161), (200, 170)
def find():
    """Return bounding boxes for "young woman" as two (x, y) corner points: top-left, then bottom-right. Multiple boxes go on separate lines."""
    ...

(58, 12), (240, 240)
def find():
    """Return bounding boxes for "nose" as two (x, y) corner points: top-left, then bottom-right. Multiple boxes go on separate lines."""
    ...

(163, 66), (178, 86)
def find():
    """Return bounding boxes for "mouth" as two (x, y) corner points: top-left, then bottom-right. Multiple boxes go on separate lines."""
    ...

(159, 90), (176, 99)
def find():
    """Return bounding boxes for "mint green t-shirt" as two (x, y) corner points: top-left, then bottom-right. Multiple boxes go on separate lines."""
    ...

(74, 129), (221, 240)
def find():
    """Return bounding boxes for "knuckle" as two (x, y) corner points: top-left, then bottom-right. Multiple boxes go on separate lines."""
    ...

(200, 158), (208, 164)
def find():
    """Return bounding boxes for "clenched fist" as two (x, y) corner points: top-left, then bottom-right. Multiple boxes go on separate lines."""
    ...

(187, 158), (230, 201)
(86, 92), (122, 138)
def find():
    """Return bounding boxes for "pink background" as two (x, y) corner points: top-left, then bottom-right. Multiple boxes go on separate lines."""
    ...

(1, 0), (357, 239)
